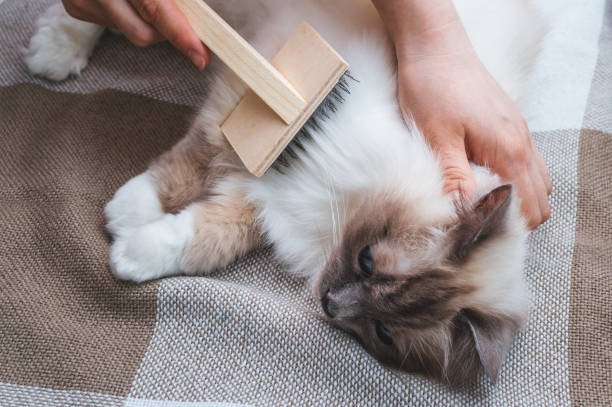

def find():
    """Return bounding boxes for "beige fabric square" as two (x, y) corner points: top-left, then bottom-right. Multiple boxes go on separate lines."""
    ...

(0, 0), (610, 406)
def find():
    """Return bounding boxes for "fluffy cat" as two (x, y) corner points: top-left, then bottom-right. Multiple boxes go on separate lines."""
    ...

(26, 0), (545, 387)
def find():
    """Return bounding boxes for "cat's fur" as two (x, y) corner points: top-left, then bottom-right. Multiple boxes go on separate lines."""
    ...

(26, 0), (545, 387)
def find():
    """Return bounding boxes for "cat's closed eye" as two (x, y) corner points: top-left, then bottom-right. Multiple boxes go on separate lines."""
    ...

(375, 320), (393, 345)
(358, 245), (373, 276)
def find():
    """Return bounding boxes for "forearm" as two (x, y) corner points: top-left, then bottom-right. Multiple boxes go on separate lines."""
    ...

(371, 0), (472, 58)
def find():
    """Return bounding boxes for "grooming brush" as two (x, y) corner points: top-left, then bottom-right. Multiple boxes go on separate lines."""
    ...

(175, 0), (349, 176)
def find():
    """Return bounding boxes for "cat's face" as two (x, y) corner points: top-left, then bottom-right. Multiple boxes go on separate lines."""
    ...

(315, 185), (525, 387)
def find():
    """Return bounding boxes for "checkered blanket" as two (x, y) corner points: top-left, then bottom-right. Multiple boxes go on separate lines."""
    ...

(1, 1), (610, 405)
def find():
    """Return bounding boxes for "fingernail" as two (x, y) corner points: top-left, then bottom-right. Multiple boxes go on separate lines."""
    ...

(188, 50), (206, 70)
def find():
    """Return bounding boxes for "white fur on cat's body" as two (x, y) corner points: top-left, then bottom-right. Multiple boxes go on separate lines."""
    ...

(27, 1), (542, 317)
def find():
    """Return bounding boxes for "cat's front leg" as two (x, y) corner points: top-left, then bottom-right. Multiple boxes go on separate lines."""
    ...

(24, 3), (104, 81)
(104, 172), (164, 238)
(107, 174), (259, 282)
(180, 177), (260, 275)
(109, 208), (195, 282)
(104, 171), (175, 282)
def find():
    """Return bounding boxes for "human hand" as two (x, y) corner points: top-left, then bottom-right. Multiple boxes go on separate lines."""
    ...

(61, 0), (209, 69)
(372, 0), (551, 229)
(396, 22), (551, 229)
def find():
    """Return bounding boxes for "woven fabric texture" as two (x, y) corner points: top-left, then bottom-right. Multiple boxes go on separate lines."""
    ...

(1, 0), (610, 406)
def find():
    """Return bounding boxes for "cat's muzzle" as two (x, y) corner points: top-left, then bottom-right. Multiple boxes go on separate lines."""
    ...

(321, 284), (363, 320)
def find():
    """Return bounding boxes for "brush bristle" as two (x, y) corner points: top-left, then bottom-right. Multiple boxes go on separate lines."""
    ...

(272, 71), (358, 172)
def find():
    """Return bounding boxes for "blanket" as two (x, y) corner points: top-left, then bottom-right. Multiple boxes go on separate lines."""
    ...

(1, 0), (610, 405)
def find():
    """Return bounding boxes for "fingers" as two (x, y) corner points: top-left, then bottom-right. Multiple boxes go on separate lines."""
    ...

(517, 159), (550, 229)
(62, 0), (209, 69)
(535, 148), (553, 195)
(516, 124), (551, 229)
(422, 118), (551, 229)
(428, 129), (477, 201)
(512, 174), (541, 230)
(127, 0), (210, 68)
(530, 150), (551, 227)
(67, 0), (164, 46)
(62, 0), (115, 27)
(518, 116), (552, 196)
(99, 0), (164, 46)
(496, 127), (551, 230)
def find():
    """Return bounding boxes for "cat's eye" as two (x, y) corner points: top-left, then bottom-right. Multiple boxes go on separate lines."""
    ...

(375, 320), (393, 346)
(358, 245), (373, 276)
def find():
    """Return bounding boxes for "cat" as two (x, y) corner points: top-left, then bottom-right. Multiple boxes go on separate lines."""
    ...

(25, 0), (546, 387)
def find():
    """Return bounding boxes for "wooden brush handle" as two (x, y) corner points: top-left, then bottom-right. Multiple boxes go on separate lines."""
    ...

(174, 0), (306, 124)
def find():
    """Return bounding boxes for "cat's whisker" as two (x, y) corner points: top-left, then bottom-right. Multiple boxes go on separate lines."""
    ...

(400, 346), (411, 370)
(321, 165), (339, 247)
(341, 192), (348, 229)
(331, 190), (341, 246)
(330, 178), (344, 247)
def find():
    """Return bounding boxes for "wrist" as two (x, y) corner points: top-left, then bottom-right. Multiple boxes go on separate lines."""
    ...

(373, 0), (472, 59)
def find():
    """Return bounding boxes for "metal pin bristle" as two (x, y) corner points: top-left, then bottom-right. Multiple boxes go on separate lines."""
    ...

(271, 71), (357, 171)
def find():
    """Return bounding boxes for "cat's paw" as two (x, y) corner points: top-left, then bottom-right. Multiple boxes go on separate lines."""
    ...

(105, 172), (163, 238)
(110, 212), (194, 282)
(23, 4), (104, 81)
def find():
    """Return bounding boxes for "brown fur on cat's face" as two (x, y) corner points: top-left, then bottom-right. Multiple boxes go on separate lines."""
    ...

(316, 185), (524, 387)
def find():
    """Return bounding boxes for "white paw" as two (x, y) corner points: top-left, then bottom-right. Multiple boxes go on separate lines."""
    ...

(23, 4), (104, 81)
(105, 173), (163, 238)
(110, 211), (194, 282)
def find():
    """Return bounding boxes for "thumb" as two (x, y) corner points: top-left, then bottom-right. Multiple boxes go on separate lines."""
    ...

(438, 141), (476, 201)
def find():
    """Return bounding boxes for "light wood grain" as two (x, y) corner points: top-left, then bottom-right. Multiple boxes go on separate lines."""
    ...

(221, 22), (349, 177)
(175, 0), (306, 124)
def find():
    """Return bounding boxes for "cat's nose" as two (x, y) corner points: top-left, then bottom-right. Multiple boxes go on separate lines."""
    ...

(321, 285), (362, 319)
(321, 290), (335, 318)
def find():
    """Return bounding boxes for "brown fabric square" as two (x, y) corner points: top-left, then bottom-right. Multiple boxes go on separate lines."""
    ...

(569, 129), (612, 406)
(0, 84), (195, 395)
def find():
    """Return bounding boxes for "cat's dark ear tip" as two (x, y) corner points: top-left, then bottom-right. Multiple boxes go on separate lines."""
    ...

(495, 184), (512, 197)
(474, 184), (514, 214)
(482, 183), (512, 201)
(497, 183), (512, 191)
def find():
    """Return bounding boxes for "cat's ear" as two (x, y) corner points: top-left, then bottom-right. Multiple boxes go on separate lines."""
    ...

(459, 310), (521, 383)
(452, 184), (512, 261)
